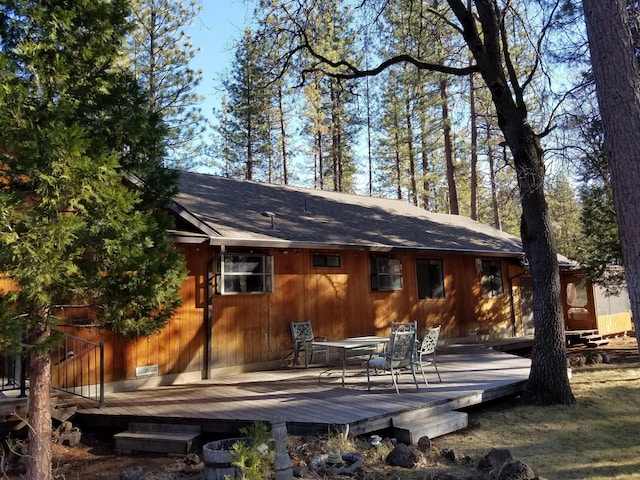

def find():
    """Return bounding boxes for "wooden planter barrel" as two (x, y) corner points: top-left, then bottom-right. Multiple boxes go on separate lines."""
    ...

(202, 438), (246, 480)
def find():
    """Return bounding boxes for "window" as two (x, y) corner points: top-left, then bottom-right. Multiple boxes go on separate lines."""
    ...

(416, 258), (445, 299)
(566, 278), (588, 308)
(481, 259), (504, 298)
(312, 253), (341, 268)
(216, 254), (273, 294)
(370, 257), (403, 291)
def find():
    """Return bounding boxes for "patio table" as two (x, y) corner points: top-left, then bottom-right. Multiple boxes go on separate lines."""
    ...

(314, 336), (389, 386)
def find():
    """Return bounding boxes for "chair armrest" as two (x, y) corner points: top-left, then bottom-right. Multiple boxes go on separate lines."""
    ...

(313, 336), (327, 341)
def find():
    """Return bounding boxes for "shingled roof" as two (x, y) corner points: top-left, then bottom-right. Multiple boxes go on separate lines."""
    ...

(169, 171), (525, 258)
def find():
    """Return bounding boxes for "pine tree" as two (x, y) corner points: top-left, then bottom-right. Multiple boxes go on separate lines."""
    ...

(376, 70), (410, 199)
(298, 0), (361, 192)
(546, 172), (582, 260)
(0, 2), (186, 478)
(125, 0), (207, 169)
(272, 0), (577, 404)
(583, 0), (640, 349)
(254, 0), (297, 185)
(569, 102), (625, 292)
(217, 28), (274, 181)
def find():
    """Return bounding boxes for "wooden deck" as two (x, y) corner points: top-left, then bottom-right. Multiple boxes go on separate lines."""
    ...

(74, 344), (531, 438)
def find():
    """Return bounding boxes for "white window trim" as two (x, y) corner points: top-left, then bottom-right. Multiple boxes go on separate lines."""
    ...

(216, 254), (274, 295)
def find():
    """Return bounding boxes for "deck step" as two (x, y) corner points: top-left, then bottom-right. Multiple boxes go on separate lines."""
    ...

(581, 334), (610, 348)
(114, 423), (201, 454)
(0, 397), (27, 419)
(50, 392), (79, 423)
(393, 410), (468, 445)
(566, 330), (610, 348)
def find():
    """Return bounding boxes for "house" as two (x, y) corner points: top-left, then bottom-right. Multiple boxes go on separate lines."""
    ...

(9, 172), (635, 391)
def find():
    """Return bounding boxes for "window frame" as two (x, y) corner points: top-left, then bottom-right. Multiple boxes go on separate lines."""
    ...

(416, 258), (445, 299)
(480, 259), (504, 298)
(312, 253), (342, 268)
(215, 253), (273, 295)
(370, 256), (403, 291)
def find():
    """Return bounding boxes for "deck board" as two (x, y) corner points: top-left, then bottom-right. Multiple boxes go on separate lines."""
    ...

(75, 344), (530, 436)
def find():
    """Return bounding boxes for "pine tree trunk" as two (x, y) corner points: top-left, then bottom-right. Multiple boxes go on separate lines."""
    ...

(469, 72), (478, 220)
(246, 116), (253, 181)
(366, 76), (373, 196)
(394, 113), (403, 200)
(317, 131), (323, 190)
(278, 88), (289, 185)
(583, 0), (640, 353)
(488, 139), (502, 231)
(419, 92), (431, 210)
(405, 92), (418, 206)
(26, 325), (53, 480)
(440, 79), (459, 215)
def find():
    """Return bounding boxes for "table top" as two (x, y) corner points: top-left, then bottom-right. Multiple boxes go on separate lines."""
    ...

(314, 336), (389, 349)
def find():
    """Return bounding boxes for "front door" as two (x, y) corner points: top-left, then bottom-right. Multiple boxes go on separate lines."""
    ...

(563, 274), (594, 331)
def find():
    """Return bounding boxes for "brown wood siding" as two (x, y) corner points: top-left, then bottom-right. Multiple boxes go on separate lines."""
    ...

(7, 245), (526, 384)
(119, 245), (207, 379)
(207, 249), (522, 370)
(52, 244), (208, 385)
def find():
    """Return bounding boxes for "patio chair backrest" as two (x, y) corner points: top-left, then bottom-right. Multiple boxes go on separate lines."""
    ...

(290, 321), (315, 343)
(418, 325), (441, 355)
(388, 330), (416, 368)
(390, 321), (417, 333)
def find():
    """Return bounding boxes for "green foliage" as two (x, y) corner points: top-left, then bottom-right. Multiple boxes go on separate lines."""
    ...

(125, 0), (207, 169)
(0, 0), (187, 347)
(228, 422), (274, 480)
(217, 28), (274, 181)
(546, 172), (583, 260)
(571, 113), (625, 294)
(578, 184), (624, 293)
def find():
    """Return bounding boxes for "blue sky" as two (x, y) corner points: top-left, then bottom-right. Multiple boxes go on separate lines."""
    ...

(189, 0), (253, 119)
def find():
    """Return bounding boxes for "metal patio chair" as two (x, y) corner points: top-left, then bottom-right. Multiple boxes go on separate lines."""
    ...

(365, 329), (419, 394)
(390, 321), (417, 333)
(290, 321), (328, 368)
(413, 325), (442, 386)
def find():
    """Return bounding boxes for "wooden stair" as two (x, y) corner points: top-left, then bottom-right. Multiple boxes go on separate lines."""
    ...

(51, 392), (79, 423)
(0, 396), (27, 420)
(392, 407), (468, 445)
(566, 329), (610, 348)
(114, 422), (201, 455)
(0, 391), (78, 428)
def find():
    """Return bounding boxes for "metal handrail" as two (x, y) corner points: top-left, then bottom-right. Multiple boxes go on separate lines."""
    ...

(51, 334), (105, 408)
(0, 351), (26, 397)
(1, 333), (105, 408)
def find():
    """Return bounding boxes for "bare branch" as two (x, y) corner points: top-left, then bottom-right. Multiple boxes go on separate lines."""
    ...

(498, 2), (527, 108)
(520, 1), (561, 93)
(302, 41), (479, 79)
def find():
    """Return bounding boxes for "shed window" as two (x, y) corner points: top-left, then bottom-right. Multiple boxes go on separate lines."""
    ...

(312, 253), (341, 268)
(481, 259), (504, 298)
(370, 257), (403, 291)
(216, 254), (273, 294)
(416, 258), (445, 299)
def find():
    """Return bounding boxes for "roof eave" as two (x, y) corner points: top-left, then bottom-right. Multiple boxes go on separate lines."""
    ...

(206, 236), (524, 258)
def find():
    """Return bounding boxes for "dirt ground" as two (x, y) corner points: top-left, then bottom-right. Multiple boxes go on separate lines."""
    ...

(3, 336), (638, 480)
